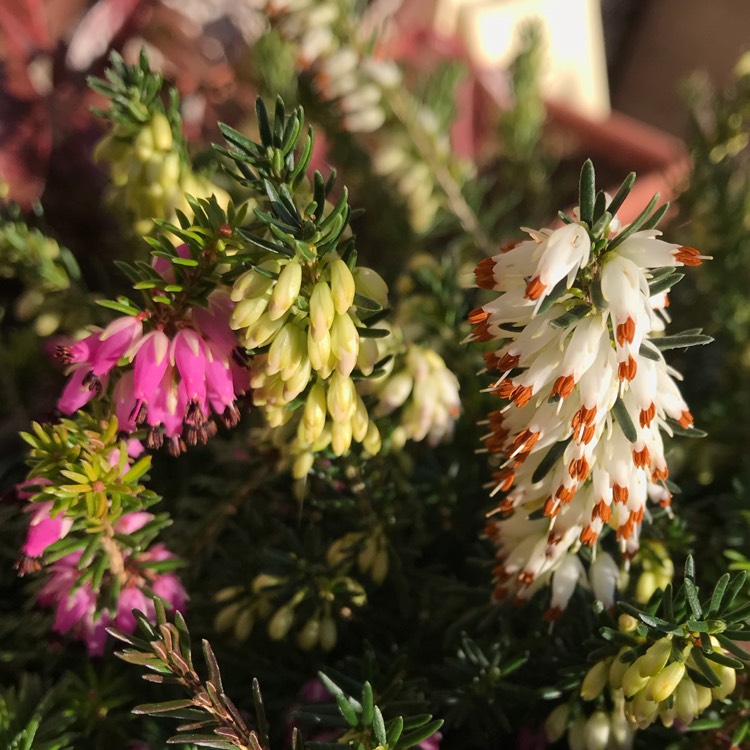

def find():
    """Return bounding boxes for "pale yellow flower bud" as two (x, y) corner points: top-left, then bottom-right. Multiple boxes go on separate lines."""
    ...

(711, 663), (737, 700)
(297, 616), (320, 651)
(351, 396), (369, 443)
(584, 711), (610, 750)
(376, 370), (413, 415)
(267, 323), (295, 374)
(331, 419), (353, 456)
(150, 112), (173, 152)
(627, 690), (660, 729)
(344, 577), (367, 607)
(312, 425), (332, 452)
(674, 676), (698, 725)
(161, 152), (180, 186)
(214, 601), (241, 633)
(361, 422), (381, 455)
(292, 451), (315, 479)
(544, 703), (569, 743)
(269, 260), (302, 320)
(354, 266), (389, 309)
(581, 659), (609, 701)
(310, 281), (335, 340)
(567, 716), (586, 750)
(214, 586), (242, 603)
(331, 313), (360, 377)
(327, 372), (356, 423)
(234, 607), (255, 641)
(308, 325), (332, 372)
(134, 126), (154, 162)
(319, 615), (337, 651)
(357, 336), (380, 376)
(232, 292), (271, 330)
(304, 382), (327, 438)
(232, 261), (279, 301)
(330, 258), (356, 314)
(283, 357), (312, 401)
(638, 638), (673, 677)
(618, 614), (639, 632)
(622, 661), (651, 698)
(268, 603), (296, 641)
(635, 571), (657, 603)
(695, 682), (713, 712)
(390, 425), (408, 451)
(647, 661), (685, 702)
(242, 311), (287, 349)
(280, 326), (308, 380)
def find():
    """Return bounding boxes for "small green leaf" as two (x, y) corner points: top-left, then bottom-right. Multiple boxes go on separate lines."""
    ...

(691, 648), (722, 687)
(707, 573), (731, 617)
(684, 578), (703, 619)
(605, 172), (636, 218)
(531, 437), (572, 484)
(578, 159), (596, 226)
(373, 707), (387, 746)
(398, 719), (444, 749)
(612, 397), (637, 443)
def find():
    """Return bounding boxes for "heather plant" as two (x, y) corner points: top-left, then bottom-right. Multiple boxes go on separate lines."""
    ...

(1, 11), (750, 750)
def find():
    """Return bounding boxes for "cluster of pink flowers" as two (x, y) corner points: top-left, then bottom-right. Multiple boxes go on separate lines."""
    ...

(29, 508), (186, 655)
(57, 283), (249, 455)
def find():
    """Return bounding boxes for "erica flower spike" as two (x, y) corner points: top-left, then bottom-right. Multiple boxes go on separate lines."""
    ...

(475, 162), (710, 610)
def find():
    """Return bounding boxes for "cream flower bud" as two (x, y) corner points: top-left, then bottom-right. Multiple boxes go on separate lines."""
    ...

(232, 292), (271, 331)
(327, 372), (356, 423)
(351, 395), (369, 443)
(567, 716), (586, 750)
(376, 370), (413, 415)
(363, 422), (382, 455)
(242, 312), (287, 349)
(674, 676), (698, 725)
(695, 682), (713, 712)
(584, 711), (610, 750)
(267, 323), (295, 374)
(354, 266), (389, 308)
(647, 660), (685, 702)
(232, 261), (280, 301)
(235, 607), (255, 641)
(331, 313), (360, 377)
(310, 281), (335, 340)
(283, 357), (312, 401)
(581, 659), (610, 701)
(304, 382), (327, 437)
(622, 661), (651, 697)
(331, 419), (353, 456)
(608, 651), (630, 689)
(269, 260), (302, 320)
(357, 336), (380, 376)
(544, 703), (569, 743)
(297, 616), (320, 651)
(308, 325), (332, 372)
(292, 451), (315, 479)
(319, 616), (337, 651)
(712, 663), (737, 700)
(150, 112), (173, 152)
(268, 603), (296, 641)
(330, 258), (356, 314)
(638, 638), (673, 677)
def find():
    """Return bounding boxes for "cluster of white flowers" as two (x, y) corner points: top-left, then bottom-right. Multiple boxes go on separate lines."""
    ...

(474, 197), (706, 610)
(265, 0), (397, 133)
(263, 0), (450, 232)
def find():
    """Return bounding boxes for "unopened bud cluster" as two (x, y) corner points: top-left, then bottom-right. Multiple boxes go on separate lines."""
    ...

(231, 250), (388, 472)
(264, 0), (452, 233)
(327, 526), (389, 585)
(545, 696), (633, 750)
(214, 568), (367, 652)
(632, 541), (674, 604)
(368, 343), (461, 449)
(95, 111), (225, 235)
(579, 633), (737, 732)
